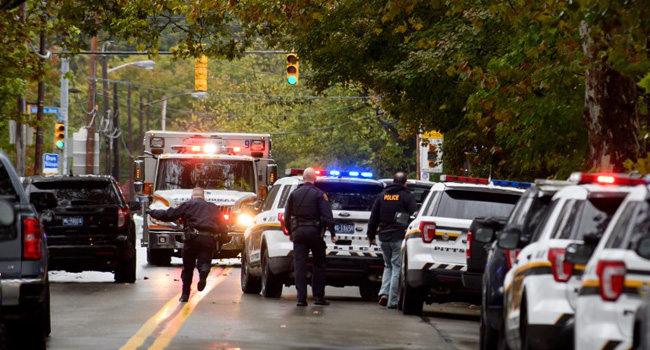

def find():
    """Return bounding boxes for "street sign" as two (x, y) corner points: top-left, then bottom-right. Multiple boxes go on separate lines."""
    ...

(420, 130), (444, 173)
(43, 153), (59, 174)
(29, 106), (60, 115)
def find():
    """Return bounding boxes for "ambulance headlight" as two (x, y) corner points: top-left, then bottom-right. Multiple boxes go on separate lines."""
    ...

(236, 214), (254, 227)
(204, 144), (218, 153)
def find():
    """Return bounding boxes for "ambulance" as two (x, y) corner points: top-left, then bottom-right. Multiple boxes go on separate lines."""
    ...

(134, 130), (277, 265)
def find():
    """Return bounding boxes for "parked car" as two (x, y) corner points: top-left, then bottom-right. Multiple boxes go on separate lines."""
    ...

(23, 175), (137, 283)
(462, 215), (508, 292)
(0, 150), (53, 349)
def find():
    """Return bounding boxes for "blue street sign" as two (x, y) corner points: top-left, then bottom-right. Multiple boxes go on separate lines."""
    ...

(43, 153), (59, 174)
(30, 107), (60, 114)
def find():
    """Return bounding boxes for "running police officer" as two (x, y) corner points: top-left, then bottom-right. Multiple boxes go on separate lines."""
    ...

(148, 187), (227, 302)
(284, 168), (338, 307)
(367, 172), (417, 309)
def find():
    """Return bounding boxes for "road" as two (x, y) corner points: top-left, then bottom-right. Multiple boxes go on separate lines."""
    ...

(44, 244), (479, 350)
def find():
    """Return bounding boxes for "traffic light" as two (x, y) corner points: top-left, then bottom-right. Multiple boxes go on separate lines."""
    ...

(54, 123), (65, 150)
(194, 55), (208, 92)
(286, 53), (299, 85)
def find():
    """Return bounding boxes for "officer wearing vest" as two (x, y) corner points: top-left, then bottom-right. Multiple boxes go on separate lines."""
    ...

(284, 167), (338, 307)
(367, 172), (418, 309)
(148, 187), (228, 302)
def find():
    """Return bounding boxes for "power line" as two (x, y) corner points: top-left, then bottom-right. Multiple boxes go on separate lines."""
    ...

(272, 114), (380, 136)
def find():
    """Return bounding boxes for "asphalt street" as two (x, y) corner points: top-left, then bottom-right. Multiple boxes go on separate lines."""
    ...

(44, 244), (479, 350)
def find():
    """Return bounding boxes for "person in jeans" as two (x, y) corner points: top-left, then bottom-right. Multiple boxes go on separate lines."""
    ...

(367, 172), (417, 309)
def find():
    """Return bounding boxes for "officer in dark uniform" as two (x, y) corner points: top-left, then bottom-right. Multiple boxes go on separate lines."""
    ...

(148, 187), (227, 302)
(367, 172), (417, 309)
(284, 167), (338, 307)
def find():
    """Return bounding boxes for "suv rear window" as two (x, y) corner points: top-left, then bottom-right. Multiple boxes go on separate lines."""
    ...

(315, 182), (383, 211)
(553, 194), (627, 240)
(433, 190), (520, 220)
(28, 181), (120, 206)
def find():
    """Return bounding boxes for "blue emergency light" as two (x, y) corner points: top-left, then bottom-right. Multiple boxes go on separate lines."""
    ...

(490, 179), (532, 188)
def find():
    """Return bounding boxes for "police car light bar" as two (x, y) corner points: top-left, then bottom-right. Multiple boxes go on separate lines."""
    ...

(440, 175), (489, 184)
(569, 172), (646, 186)
(490, 179), (532, 188)
(285, 168), (304, 175)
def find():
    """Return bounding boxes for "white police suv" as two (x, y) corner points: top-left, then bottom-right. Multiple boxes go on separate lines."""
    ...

(499, 173), (643, 350)
(241, 169), (386, 299)
(570, 182), (650, 350)
(399, 175), (524, 315)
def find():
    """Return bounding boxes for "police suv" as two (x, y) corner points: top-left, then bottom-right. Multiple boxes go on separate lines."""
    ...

(568, 182), (650, 350)
(399, 175), (524, 315)
(498, 173), (641, 350)
(241, 169), (385, 299)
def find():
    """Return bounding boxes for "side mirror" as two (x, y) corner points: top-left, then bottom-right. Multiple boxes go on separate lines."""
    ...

(128, 201), (141, 212)
(565, 243), (593, 265)
(636, 236), (650, 260)
(497, 230), (520, 250)
(30, 192), (58, 212)
(266, 164), (278, 186)
(475, 227), (495, 243)
(0, 200), (15, 227)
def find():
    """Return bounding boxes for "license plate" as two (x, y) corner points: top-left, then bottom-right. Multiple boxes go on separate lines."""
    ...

(335, 223), (354, 234)
(63, 216), (83, 226)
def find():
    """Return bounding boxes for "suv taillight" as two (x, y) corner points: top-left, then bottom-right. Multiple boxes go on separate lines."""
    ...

(278, 213), (289, 236)
(419, 221), (436, 243)
(505, 249), (520, 269)
(23, 217), (42, 260)
(548, 248), (573, 282)
(117, 208), (128, 229)
(466, 231), (473, 260)
(597, 260), (626, 302)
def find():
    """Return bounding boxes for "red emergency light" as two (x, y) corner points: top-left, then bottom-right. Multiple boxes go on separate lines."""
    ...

(569, 172), (645, 186)
(440, 175), (489, 185)
(285, 168), (325, 176)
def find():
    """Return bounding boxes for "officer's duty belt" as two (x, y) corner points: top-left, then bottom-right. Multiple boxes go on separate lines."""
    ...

(295, 219), (321, 227)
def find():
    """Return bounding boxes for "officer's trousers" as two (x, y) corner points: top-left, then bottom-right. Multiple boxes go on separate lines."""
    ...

(181, 235), (215, 295)
(292, 227), (327, 302)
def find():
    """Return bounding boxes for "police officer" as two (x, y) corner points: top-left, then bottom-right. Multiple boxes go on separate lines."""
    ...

(284, 167), (338, 307)
(148, 187), (227, 302)
(367, 172), (417, 309)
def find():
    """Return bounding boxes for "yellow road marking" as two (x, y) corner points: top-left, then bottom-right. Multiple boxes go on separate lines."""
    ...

(119, 267), (230, 350)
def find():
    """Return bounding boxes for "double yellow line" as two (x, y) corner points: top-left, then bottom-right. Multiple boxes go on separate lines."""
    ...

(120, 267), (231, 350)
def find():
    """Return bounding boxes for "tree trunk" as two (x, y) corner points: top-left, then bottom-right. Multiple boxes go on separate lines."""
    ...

(581, 22), (639, 172)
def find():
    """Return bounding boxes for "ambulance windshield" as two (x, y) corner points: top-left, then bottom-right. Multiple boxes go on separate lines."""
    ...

(156, 158), (255, 192)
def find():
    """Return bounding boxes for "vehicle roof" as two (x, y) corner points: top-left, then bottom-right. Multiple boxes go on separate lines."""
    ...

(553, 183), (638, 200)
(379, 179), (434, 187)
(26, 175), (115, 183)
(157, 154), (254, 161)
(146, 130), (271, 138)
(431, 182), (525, 194)
(276, 175), (384, 186)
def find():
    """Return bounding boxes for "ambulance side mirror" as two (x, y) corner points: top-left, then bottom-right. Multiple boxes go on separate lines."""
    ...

(266, 164), (278, 186)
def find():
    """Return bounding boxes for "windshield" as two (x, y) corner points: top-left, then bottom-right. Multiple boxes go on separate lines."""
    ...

(156, 158), (255, 192)
(433, 190), (520, 220)
(315, 182), (383, 211)
(28, 181), (119, 206)
(407, 184), (432, 209)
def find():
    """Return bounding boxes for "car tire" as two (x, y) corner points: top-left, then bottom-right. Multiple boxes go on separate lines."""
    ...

(359, 282), (381, 301)
(400, 254), (424, 315)
(480, 294), (499, 350)
(241, 252), (262, 294)
(520, 293), (534, 350)
(12, 285), (50, 349)
(115, 256), (137, 283)
(147, 249), (172, 266)
(261, 248), (283, 298)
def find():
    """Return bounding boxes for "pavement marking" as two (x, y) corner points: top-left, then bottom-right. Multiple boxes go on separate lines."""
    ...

(119, 267), (230, 350)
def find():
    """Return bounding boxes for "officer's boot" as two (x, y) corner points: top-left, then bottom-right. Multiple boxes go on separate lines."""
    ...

(197, 270), (209, 292)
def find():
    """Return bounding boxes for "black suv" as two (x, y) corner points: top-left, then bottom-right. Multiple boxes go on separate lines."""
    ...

(24, 175), (137, 283)
(0, 151), (53, 349)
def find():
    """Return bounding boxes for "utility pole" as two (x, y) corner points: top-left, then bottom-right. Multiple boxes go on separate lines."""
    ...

(146, 91), (151, 131)
(112, 83), (119, 181)
(139, 94), (144, 155)
(34, 12), (47, 176)
(86, 36), (98, 175)
(102, 52), (110, 175)
(60, 57), (70, 175)
(127, 84), (133, 199)
(15, 3), (27, 176)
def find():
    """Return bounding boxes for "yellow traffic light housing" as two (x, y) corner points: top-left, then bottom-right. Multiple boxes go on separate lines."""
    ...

(286, 53), (299, 85)
(54, 123), (65, 149)
(194, 55), (208, 92)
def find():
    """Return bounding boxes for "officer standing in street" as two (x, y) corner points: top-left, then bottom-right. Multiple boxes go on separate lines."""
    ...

(367, 172), (418, 309)
(284, 167), (338, 307)
(148, 187), (227, 302)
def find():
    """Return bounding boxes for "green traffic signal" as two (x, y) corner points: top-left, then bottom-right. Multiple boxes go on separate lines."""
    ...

(55, 140), (64, 149)
(287, 76), (297, 85)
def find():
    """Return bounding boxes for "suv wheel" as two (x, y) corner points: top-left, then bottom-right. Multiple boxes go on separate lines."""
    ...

(261, 248), (283, 298)
(520, 293), (533, 350)
(359, 282), (380, 301)
(400, 254), (424, 315)
(480, 298), (499, 350)
(115, 256), (137, 283)
(147, 249), (171, 266)
(241, 252), (262, 294)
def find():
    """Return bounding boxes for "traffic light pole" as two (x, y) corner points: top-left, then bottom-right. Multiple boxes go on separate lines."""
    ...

(60, 57), (70, 175)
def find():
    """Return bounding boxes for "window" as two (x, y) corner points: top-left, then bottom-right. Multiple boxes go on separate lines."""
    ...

(506, 196), (534, 228)
(531, 199), (561, 242)
(407, 184), (432, 209)
(314, 182), (383, 211)
(604, 202), (637, 249)
(569, 194), (627, 241)
(278, 185), (294, 209)
(551, 200), (579, 239)
(262, 185), (281, 212)
(422, 191), (440, 216)
(433, 190), (520, 220)
(624, 201), (650, 250)
(155, 158), (255, 192)
(28, 180), (119, 206)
